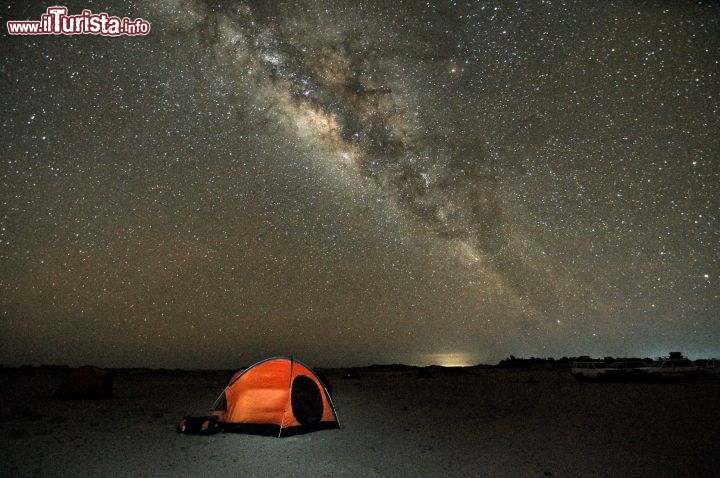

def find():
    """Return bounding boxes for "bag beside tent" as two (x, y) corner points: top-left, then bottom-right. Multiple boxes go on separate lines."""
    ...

(211, 356), (339, 437)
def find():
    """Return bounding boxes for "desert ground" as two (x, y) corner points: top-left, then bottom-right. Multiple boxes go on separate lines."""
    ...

(1, 365), (718, 477)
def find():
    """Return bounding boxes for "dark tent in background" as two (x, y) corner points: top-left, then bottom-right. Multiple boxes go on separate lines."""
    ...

(210, 356), (339, 437)
(53, 366), (114, 399)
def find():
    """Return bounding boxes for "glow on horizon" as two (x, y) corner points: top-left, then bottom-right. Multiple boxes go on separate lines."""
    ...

(421, 353), (482, 367)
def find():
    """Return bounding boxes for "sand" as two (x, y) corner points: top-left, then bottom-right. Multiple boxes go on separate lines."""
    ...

(1, 366), (718, 477)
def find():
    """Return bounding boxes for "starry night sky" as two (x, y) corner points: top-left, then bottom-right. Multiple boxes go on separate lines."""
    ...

(1, 1), (718, 368)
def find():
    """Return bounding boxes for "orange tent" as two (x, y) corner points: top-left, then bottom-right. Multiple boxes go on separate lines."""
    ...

(211, 357), (339, 437)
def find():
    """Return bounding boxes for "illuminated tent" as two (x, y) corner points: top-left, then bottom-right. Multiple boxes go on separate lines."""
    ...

(211, 357), (339, 437)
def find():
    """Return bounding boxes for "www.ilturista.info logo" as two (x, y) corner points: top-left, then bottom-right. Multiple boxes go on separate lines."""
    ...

(7, 6), (150, 36)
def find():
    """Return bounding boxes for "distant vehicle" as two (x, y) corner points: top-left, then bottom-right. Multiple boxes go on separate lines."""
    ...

(638, 359), (699, 381)
(694, 359), (720, 380)
(598, 361), (648, 382)
(570, 362), (612, 381)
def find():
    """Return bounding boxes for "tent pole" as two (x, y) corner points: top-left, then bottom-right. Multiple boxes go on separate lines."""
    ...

(278, 356), (294, 438)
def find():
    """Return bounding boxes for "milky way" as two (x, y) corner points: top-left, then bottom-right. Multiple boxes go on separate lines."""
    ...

(180, 0), (572, 319)
(1, 1), (718, 367)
